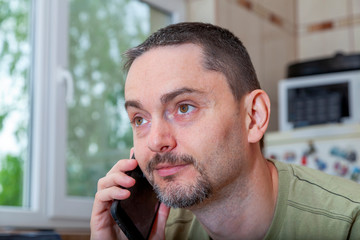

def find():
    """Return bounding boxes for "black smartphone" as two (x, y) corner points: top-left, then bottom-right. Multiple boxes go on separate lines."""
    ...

(110, 155), (160, 240)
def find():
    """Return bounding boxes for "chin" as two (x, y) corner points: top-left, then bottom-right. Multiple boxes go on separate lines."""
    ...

(153, 175), (213, 209)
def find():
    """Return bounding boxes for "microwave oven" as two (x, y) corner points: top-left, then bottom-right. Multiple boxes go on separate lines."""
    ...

(278, 70), (360, 131)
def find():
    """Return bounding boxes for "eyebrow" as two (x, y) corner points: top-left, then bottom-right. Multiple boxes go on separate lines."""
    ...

(124, 100), (143, 110)
(160, 87), (204, 104)
(124, 87), (204, 110)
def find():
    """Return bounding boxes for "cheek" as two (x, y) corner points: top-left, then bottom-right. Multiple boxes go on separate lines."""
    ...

(133, 138), (150, 167)
(196, 114), (245, 164)
(174, 118), (233, 169)
(197, 115), (240, 147)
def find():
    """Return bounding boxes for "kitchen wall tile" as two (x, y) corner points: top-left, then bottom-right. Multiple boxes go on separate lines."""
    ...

(187, 0), (216, 23)
(216, 0), (232, 27)
(352, 0), (360, 15)
(298, 0), (347, 25)
(354, 25), (360, 51)
(256, 0), (296, 24)
(298, 27), (351, 60)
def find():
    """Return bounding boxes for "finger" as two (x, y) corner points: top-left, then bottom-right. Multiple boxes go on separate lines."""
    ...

(95, 186), (131, 202)
(91, 186), (131, 219)
(97, 172), (135, 190)
(149, 203), (170, 240)
(106, 158), (138, 176)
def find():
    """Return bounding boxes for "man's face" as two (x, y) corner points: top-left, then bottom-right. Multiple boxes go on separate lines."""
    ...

(125, 44), (249, 208)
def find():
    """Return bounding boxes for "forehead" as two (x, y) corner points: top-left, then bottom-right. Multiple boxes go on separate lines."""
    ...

(124, 44), (227, 102)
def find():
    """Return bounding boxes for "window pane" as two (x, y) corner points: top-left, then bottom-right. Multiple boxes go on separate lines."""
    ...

(67, 0), (171, 197)
(0, 0), (31, 207)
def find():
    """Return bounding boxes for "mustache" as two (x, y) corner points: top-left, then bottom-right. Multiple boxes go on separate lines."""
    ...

(146, 152), (195, 175)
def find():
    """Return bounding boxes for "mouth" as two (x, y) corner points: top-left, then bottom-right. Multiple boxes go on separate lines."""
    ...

(155, 163), (190, 177)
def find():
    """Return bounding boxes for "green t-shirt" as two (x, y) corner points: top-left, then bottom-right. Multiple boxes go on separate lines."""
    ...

(165, 159), (360, 239)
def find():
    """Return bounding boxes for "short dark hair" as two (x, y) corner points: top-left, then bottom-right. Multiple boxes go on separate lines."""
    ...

(123, 22), (261, 101)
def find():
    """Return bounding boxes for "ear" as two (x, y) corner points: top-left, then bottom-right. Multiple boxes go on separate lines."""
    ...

(244, 89), (271, 143)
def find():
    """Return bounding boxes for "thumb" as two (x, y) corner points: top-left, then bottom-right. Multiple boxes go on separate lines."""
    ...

(149, 203), (170, 240)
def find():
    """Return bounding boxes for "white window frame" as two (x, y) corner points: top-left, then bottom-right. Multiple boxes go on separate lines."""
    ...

(0, 0), (185, 229)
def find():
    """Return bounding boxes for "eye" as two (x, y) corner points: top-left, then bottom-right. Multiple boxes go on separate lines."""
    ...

(178, 104), (195, 114)
(133, 117), (148, 126)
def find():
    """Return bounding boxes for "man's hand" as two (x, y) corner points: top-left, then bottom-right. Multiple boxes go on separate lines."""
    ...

(90, 153), (137, 240)
(90, 150), (170, 239)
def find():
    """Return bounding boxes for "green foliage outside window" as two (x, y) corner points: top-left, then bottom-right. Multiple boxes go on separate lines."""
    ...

(67, 0), (161, 197)
(0, 155), (23, 206)
(0, 0), (30, 207)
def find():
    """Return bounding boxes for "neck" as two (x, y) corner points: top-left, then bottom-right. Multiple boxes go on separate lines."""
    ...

(190, 155), (278, 240)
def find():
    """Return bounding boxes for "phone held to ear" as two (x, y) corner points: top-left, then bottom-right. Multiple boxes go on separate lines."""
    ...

(110, 155), (160, 240)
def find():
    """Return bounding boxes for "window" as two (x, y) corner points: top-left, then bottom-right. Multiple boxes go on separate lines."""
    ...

(0, 0), (184, 229)
(66, 0), (172, 198)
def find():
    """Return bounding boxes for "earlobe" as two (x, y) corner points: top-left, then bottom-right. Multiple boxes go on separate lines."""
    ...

(244, 90), (271, 143)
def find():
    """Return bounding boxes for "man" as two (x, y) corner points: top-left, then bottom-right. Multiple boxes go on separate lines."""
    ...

(90, 22), (360, 239)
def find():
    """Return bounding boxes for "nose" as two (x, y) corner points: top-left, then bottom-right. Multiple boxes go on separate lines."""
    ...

(147, 119), (176, 153)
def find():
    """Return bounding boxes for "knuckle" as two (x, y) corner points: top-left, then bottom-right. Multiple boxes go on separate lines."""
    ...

(97, 176), (107, 189)
(94, 190), (103, 201)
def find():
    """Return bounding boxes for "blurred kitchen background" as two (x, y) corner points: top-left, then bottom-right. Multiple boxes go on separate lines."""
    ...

(187, 0), (359, 131)
(0, 0), (359, 238)
(187, 0), (360, 185)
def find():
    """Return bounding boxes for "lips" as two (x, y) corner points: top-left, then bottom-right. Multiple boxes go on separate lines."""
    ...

(155, 164), (189, 177)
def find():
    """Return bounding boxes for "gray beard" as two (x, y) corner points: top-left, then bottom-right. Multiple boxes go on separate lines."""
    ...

(146, 152), (213, 208)
(153, 175), (212, 208)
